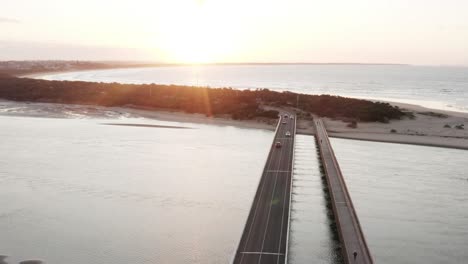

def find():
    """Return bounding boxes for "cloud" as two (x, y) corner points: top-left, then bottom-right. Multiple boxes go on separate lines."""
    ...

(0, 17), (20, 23)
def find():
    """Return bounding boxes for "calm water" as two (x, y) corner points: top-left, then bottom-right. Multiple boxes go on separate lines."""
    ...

(1, 103), (468, 264)
(331, 138), (468, 264)
(287, 135), (468, 264)
(41, 64), (468, 112)
(0, 112), (272, 264)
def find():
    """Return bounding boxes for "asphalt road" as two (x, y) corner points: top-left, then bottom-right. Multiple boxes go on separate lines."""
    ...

(233, 114), (296, 264)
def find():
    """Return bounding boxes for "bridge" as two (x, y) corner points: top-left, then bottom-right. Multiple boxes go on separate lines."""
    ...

(232, 116), (373, 264)
(315, 118), (373, 264)
(232, 114), (296, 264)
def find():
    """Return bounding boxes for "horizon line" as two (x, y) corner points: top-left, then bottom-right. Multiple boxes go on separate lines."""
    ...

(0, 60), (411, 66)
(3, 60), (468, 67)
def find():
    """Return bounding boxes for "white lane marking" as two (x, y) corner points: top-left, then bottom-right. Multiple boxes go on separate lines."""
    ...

(241, 252), (285, 256)
(276, 122), (295, 264)
(239, 120), (287, 264)
(257, 131), (286, 264)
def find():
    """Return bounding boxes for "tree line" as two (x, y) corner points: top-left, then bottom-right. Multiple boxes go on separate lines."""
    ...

(0, 75), (408, 122)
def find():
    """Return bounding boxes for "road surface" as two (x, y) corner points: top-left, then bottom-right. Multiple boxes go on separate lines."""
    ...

(233, 114), (296, 264)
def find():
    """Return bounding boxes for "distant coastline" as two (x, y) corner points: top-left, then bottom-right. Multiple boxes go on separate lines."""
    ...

(6, 61), (468, 80)
(16, 62), (411, 79)
(173, 62), (411, 66)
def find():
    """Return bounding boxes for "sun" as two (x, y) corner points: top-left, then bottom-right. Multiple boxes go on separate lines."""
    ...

(158, 0), (240, 64)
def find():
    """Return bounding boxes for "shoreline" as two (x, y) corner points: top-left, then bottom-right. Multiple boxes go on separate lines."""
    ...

(328, 133), (468, 151)
(321, 101), (468, 150)
(17, 66), (151, 79)
(0, 100), (278, 132)
(115, 105), (279, 131)
(7, 69), (468, 150)
(18, 69), (96, 79)
(1, 99), (466, 150)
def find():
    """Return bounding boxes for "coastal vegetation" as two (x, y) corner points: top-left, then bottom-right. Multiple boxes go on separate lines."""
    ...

(0, 75), (408, 122)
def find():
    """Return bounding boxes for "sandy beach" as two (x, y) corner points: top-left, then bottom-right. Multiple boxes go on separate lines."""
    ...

(17, 70), (88, 79)
(81, 102), (468, 150)
(0, 100), (278, 131)
(17, 68), (131, 79)
(2, 96), (467, 150)
(115, 106), (279, 130)
(321, 102), (468, 150)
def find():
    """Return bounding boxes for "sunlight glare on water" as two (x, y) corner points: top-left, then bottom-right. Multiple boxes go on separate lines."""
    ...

(0, 114), (273, 264)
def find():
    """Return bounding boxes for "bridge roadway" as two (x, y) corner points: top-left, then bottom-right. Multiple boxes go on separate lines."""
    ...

(233, 114), (296, 264)
(315, 119), (374, 264)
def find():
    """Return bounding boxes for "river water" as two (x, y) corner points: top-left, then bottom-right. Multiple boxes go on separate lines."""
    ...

(0, 111), (271, 264)
(289, 136), (468, 264)
(331, 138), (468, 264)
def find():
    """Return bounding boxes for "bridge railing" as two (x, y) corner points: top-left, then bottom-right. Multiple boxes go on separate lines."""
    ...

(284, 115), (296, 263)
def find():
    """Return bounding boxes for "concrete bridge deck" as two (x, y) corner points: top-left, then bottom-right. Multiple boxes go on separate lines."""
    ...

(232, 114), (296, 264)
(315, 118), (373, 264)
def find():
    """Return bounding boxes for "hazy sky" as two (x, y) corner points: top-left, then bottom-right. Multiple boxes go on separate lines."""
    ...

(1, 0), (468, 65)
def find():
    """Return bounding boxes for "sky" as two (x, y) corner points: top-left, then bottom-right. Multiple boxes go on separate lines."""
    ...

(1, 0), (468, 65)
